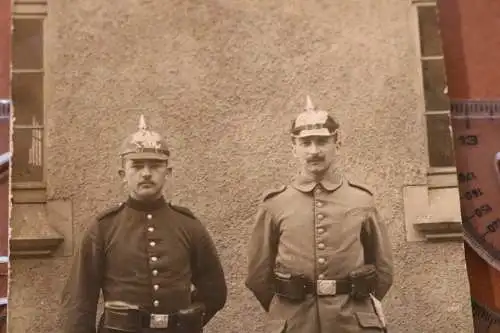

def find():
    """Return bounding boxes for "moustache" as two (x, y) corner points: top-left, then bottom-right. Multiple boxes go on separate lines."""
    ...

(307, 156), (325, 162)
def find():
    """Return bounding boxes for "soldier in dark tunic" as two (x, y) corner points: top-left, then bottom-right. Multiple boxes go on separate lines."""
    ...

(245, 97), (393, 333)
(61, 115), (227, 333)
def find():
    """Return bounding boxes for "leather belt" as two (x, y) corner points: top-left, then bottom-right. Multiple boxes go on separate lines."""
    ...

(274, 273), (352, 299)
(147, 313), (172, 329)
(305, 279), (352, 296)
(103, 308), (178, 331)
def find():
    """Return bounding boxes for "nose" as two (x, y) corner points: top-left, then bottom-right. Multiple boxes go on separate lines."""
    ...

(141, 165), (152, 177)
(308, 142), (320, 154)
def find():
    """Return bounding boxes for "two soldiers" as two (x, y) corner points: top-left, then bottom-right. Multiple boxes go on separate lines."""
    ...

(62, 97), (393, 333)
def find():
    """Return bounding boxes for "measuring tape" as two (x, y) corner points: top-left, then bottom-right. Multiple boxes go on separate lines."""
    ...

(450, 100), (500, 331)
(450, 100), (500, 268)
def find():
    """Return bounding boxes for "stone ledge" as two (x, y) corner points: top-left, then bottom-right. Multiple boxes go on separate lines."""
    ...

(403, 185), (463, 242)
(13, 0), (47, 16)
(10, 200), (73, 259)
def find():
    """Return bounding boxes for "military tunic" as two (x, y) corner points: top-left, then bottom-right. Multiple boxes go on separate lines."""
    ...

(61, 196), (227, 333)
(246, 168), (393, 333)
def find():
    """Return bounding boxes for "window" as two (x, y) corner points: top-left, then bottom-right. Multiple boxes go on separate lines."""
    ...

(404, 0), (462, 242)
(11, 0), (48, 202)
(414, 0), (456, 184)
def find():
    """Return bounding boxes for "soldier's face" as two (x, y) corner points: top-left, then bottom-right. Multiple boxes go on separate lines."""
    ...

(293, 135), (337, 175)
(120, 159), (171, 200)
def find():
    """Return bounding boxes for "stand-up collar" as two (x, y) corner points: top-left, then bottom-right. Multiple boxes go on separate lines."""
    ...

(125, 196), (167, 212)
(291, 167), (343, 193)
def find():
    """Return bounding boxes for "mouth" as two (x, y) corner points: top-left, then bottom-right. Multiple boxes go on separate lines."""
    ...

(139, 182), (155, 187)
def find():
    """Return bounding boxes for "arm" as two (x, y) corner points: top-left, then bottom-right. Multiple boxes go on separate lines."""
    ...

(60, 224), (104, 333)
(245, 204), (279, 312)
(190, 225), (227, 326)
(361, 207), (394, 300)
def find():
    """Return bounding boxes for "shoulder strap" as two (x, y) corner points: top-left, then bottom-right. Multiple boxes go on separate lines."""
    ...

(96, 202), (125, 222)
(347, 180), (373, 196)
(261, 185), (287, 202)
(170, 204), (196, 219)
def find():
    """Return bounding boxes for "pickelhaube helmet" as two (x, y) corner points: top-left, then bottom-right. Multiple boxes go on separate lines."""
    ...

(291, 96), (339, 138)
(119, 115), (170, 161)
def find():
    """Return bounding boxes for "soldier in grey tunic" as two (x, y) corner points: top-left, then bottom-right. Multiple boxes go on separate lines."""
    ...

(245, 97), (393, 333)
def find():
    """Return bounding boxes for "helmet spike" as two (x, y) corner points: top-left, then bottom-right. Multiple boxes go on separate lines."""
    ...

(138, 114), (147, 131)
(305, 95), (315, 112)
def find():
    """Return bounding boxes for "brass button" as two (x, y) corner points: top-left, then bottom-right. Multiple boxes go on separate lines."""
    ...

(149, 241), (156, 247)
(147, 214), (153, 219)
(152, 270), (158, 276)
(317, 214), (324, 220)
(318, 243), (325, 250)
(153, 300), (159, 307)
(151, 257), (158, 262)
(318, 274), (325, 279)
(316, 201), (323, 208)
(318, 258), (326, 264)
(317, 228), (325, 234)
(148, 227), (155, 232)
(153, 284), (159, 291)
(315, 187), (321, 194)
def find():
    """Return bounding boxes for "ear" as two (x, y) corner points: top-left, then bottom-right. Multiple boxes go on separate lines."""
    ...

(334, 131), (342, 150)
(118, 168), (125, 180)
(291, 139), (298, 158)
(166, 167), (173, 177)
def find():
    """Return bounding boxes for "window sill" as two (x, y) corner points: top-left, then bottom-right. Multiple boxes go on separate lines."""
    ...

(427, 166), (458, 188)
(12, 182), (47, 203)
(10, 200), (73, 259)
(13, 0), (48, 16)
(403, 166), (462, 242)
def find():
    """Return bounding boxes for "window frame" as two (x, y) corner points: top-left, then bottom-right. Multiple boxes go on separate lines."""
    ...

(11, 0), (48, 203)
(411, 0), (457, 188)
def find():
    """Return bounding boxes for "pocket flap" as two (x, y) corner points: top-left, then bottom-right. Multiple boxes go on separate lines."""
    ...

(354, 312), (383, 329)
(268, 319), (287, 333)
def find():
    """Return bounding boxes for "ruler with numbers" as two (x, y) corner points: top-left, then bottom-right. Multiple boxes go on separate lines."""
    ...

(450, 100), (500, 332)
(450, 100), (500, 267)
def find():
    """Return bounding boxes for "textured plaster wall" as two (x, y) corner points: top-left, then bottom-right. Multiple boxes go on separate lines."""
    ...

(9, 1), (472, 332)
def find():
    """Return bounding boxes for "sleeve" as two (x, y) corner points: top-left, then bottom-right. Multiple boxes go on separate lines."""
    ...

(361, 207), (394, 300)
(190, 224), (228, 326)
(60, 223), (104, 333)
(244, 204), (279, 312)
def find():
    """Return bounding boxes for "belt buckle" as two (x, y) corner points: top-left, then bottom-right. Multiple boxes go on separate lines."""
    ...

(150, 313), (169, 329)
(316, 279), (336, 296)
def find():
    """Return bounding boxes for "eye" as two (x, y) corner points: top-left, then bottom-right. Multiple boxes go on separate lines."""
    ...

(317, 138), (329, 145)
(301, 140), (312, 146)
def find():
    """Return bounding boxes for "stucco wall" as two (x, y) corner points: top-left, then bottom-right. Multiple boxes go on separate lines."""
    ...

(9, 1), (472, 332)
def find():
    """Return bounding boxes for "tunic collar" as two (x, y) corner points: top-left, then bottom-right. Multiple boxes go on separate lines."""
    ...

(291, 166), (343, 193)
(125, 196), (167, 212)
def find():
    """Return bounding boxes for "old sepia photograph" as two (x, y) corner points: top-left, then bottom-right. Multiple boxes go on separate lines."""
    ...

(6, 0), (479, 332)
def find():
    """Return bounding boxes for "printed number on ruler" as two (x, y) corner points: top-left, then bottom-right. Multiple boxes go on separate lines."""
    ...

(450, 100), (500, 269)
